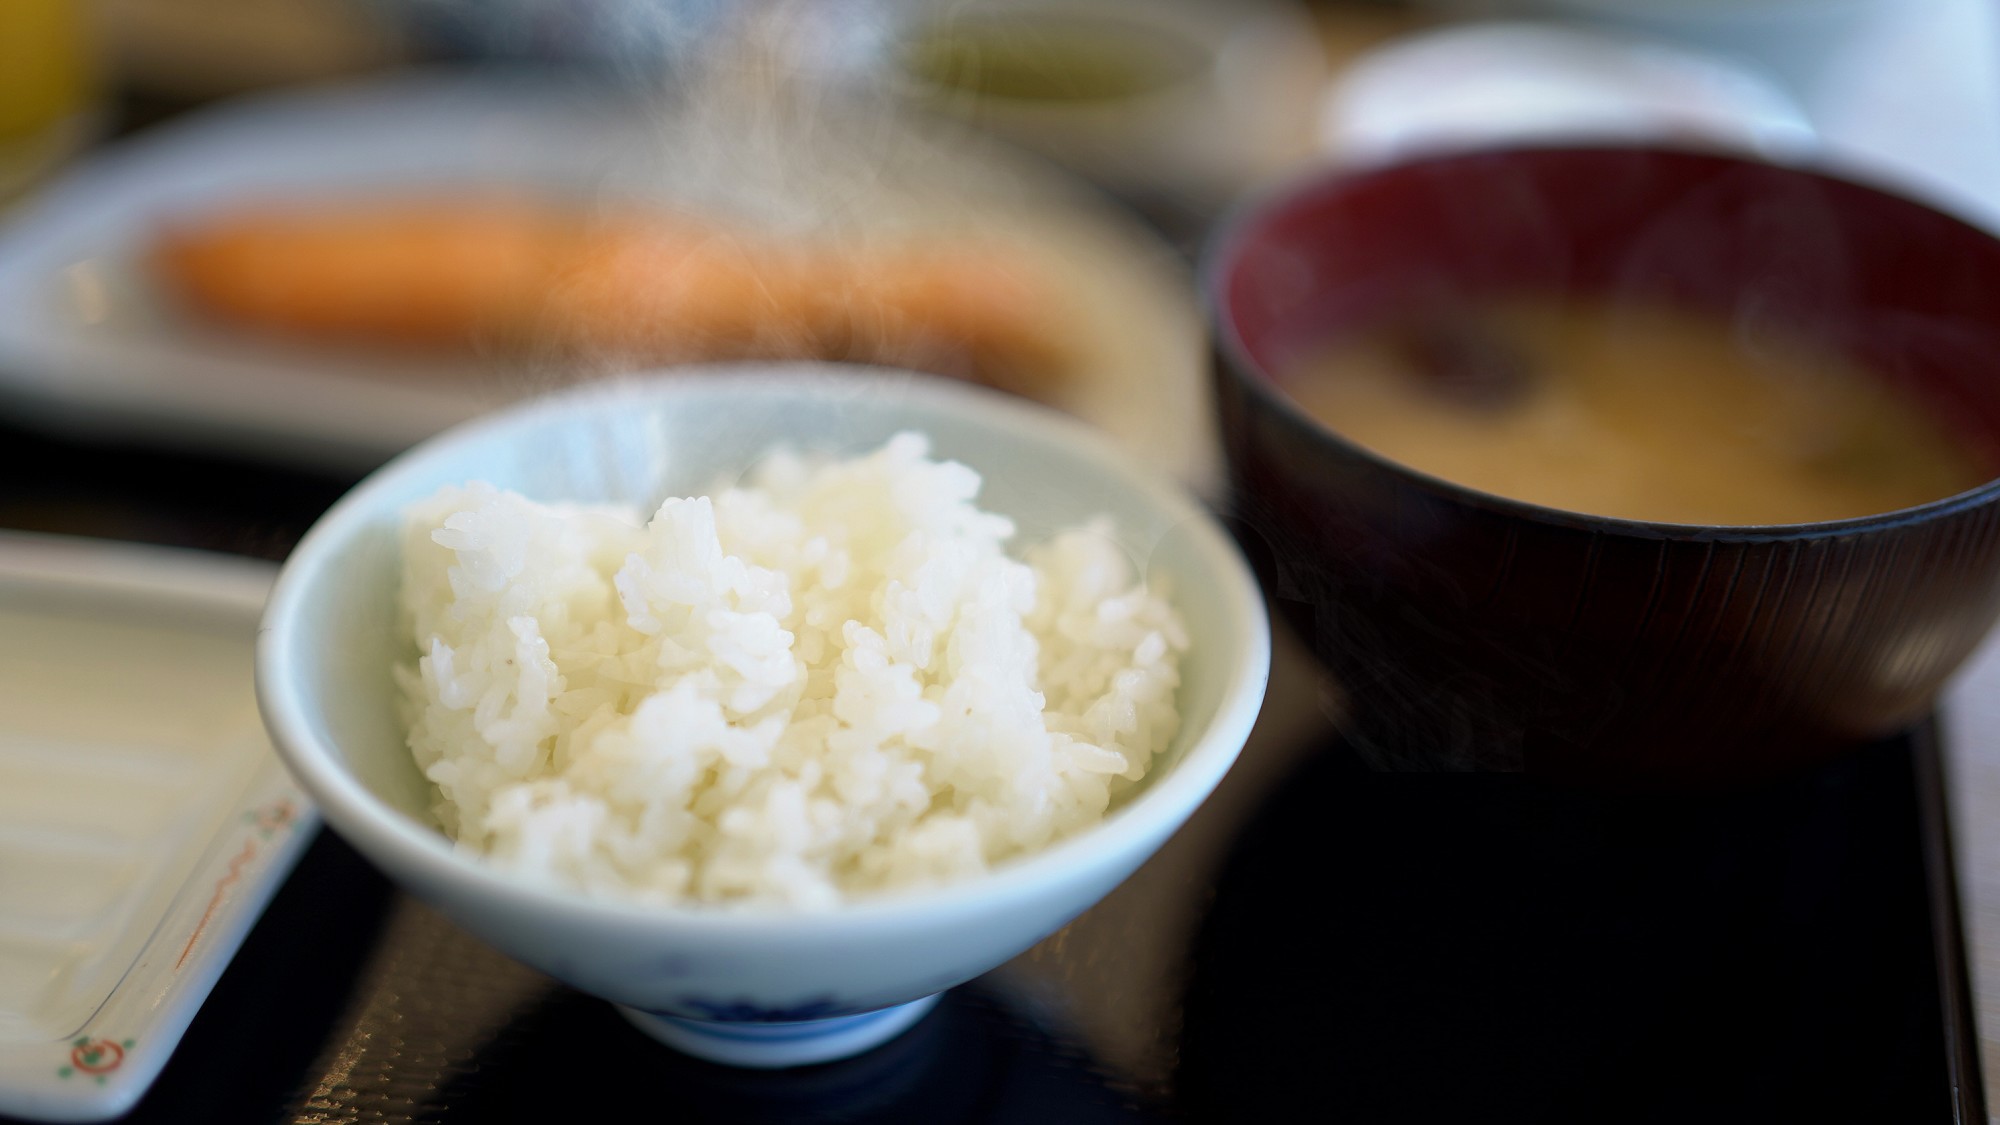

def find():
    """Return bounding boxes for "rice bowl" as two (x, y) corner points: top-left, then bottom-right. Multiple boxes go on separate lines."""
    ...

(255, 366), (1269, 1067)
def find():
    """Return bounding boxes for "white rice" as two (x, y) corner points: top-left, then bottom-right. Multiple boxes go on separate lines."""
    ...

(396, 433), (1187, 909)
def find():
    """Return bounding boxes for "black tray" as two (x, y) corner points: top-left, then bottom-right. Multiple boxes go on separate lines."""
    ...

(41, 717), (1971, 1124)
(1184, 723), (1983, 1123)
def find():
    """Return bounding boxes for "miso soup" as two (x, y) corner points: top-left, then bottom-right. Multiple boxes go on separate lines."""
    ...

(1281, 299), (1987, 525)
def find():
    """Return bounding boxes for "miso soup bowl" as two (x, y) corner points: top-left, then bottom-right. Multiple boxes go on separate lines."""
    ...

(1208, 146), (2000, 784)
(257, 366), (1268, 1067)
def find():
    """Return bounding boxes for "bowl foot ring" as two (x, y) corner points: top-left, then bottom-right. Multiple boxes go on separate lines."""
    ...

(618, 993), (941, 1068)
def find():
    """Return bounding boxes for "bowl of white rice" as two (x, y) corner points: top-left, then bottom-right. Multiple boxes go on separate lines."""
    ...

(256, 365), (1269, 1068)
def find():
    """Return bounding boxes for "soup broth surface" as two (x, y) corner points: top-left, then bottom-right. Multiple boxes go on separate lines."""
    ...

(1282, 298), (1986, 525)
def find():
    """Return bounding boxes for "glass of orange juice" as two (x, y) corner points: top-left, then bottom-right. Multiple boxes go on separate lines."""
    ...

(0, 0), (99, 205)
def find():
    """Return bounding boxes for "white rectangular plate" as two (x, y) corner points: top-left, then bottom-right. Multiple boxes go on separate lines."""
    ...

(0, 533), (314, 1122)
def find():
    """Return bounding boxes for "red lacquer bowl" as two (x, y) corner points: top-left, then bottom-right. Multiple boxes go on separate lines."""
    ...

(1207, 147), (2000, 784)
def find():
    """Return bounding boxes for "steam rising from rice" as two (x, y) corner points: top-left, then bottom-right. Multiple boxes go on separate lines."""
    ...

(397, 433), (1187, 908)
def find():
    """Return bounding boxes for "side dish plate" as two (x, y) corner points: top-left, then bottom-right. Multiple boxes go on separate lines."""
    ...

(0, 533), (313, 1122)
(0, 70), (1215, 493)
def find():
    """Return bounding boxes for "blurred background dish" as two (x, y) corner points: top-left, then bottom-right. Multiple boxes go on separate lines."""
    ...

(1417, 0), (1935, 108)
(370, 0), (725, 68)
(1320, 20), (1817, 166)
(1401, 0), (2000, 233)
(0, 68), (1217, 493)
(805, 0), (1329, 230)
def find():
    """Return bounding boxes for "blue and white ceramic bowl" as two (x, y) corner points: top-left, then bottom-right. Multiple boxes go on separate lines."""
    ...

(256, 365), (1269, 1068)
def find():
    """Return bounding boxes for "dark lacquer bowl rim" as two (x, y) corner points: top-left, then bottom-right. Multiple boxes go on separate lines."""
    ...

(1202, 143), (2000, 546)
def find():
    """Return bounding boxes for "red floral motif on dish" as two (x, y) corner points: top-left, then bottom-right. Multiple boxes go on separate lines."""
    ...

(251, 798), (298, 838)
(70, 1039), (123, 1075)
(174, 840), (256, 970)
(172, 796), (302, 971)
(60, 1037), (134, 1082)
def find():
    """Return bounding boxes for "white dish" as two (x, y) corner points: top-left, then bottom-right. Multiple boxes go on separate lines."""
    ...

(0, 533), (314, 1122)
(0, 69), (1216, 492)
